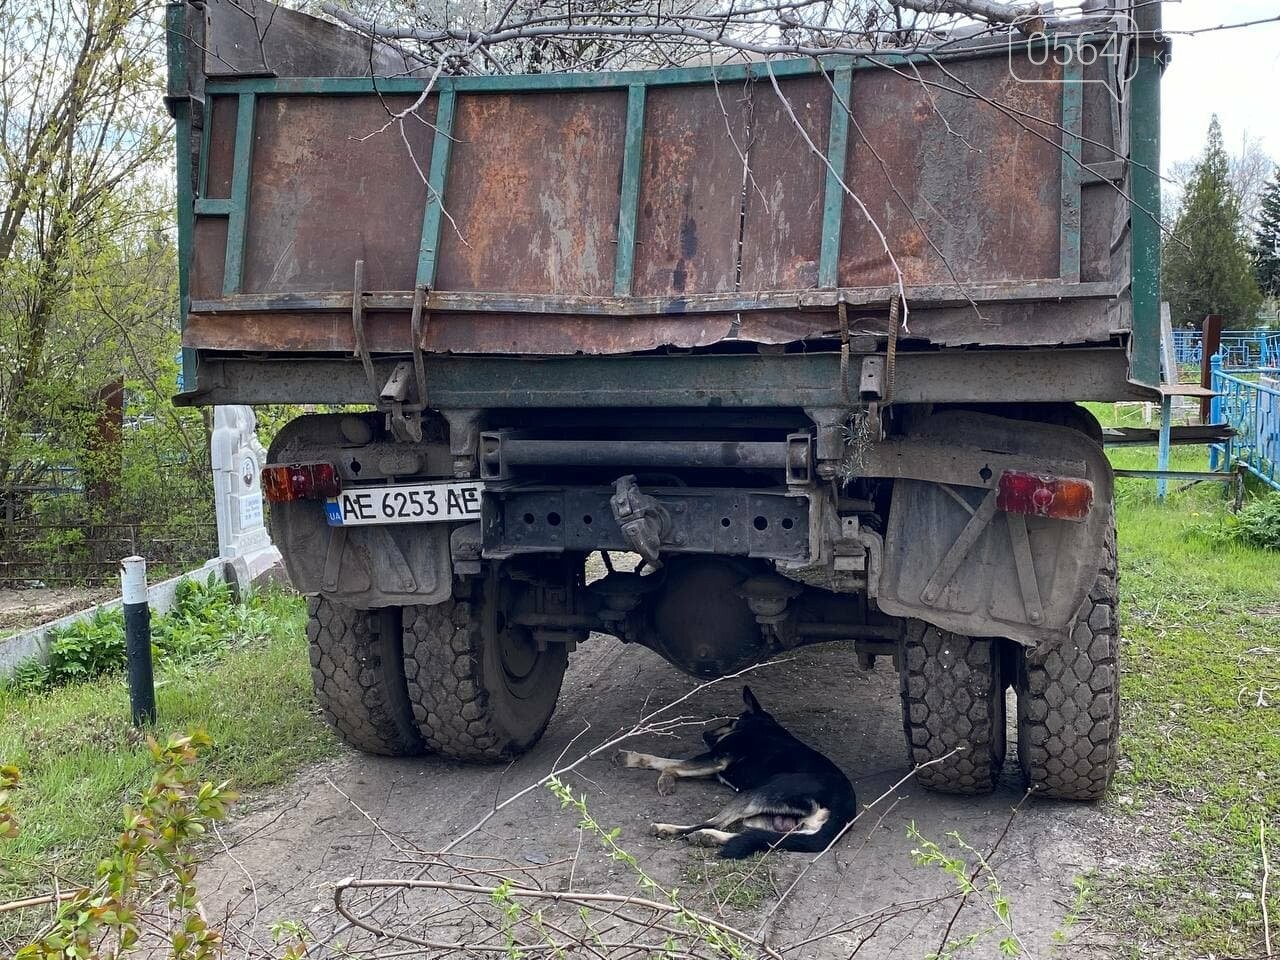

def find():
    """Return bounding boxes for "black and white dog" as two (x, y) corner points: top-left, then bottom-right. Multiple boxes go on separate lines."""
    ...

(616, 686), (856, 859)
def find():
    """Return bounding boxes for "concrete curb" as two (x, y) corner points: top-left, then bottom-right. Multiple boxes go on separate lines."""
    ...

(0, 560), (228, 678)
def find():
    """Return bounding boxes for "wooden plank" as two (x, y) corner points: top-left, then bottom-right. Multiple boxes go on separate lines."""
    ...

(416, 88), (456, 288)
(1103, 424), (1234, 446)
(222, 92), (256, 297)
(1059, 53), (1083, 282)
(1113, 469), (1233, 482)
(613, 84), (646, 296)
(818, 67), (852, 288)
(167, 0), (198, 393)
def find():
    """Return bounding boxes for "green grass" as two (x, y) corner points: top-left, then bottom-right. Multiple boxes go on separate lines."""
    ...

(0, 589), (335, 898)
(681, 851), (777, 913)
(1084, 402), (1280, 958)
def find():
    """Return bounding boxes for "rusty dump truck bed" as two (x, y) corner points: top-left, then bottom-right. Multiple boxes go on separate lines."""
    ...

(168, 0), (1162, 407)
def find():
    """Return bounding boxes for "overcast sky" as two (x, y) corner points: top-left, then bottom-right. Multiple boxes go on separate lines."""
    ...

(1160, 1), (1280, 174)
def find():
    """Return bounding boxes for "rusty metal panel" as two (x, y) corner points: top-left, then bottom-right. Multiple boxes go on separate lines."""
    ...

(191, 216), (228, 301)
(183, 305), (859, 355)
(739, 76), (829, 291)
(631, 83), (751, 297)
(200, 0), (414, 78)
(242, 95), (436, 293)
(203, 95), (237, 199)
(1079, 73), (1120, 284)
(838, 58), (1062, 287)
(435, 91), (627, 296)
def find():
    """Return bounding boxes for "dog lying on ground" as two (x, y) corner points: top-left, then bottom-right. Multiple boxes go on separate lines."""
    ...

(616, 686), (856, 859)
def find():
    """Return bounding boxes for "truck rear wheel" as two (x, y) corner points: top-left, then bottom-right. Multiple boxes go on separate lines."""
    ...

(307, 598), (424, 756)
(899, 622), (1006, 794)
(402, 583), (567, 761)
(1015, 515), (1120, 800)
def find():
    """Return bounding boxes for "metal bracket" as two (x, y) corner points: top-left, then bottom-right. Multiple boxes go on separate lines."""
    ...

(919, 486), (999, 606)
(1004, 512), (1043, 625)
(351, 259), (378, 399)
(838, 298), (851, 405)
(411, 283), (430, 409)
(785, 432), (814, 485)
(379, 362), (424, 443)
(609, 475), (672, 567)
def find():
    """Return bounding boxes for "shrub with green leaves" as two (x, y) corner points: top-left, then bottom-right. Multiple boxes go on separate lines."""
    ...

(7, 576), (282, 693)
(1208, 493), (1280, 550)
(47, 609), (127, 684)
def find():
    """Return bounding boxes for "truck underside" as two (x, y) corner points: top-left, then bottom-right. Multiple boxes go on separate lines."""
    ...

(167, 0), (1165, 801)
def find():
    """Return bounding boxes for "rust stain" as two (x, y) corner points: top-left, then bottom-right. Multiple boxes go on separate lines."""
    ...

(203, 95), (237, 199)
(435, 91), (626, 296)
(632, 85), (747, 297)
(198, 56), (1083, 358)
(243, 94), (437, 293)
(191, 216), (228, 300)
(838, 58), (1060, 287)
(739, 75), (829, 291)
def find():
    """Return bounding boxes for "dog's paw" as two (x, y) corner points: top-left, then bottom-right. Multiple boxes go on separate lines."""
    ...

(656, 772), (677, 796)
(614, 749), (640, 768)
(686, 829), (726, 849)
(652, 822), (684, 839)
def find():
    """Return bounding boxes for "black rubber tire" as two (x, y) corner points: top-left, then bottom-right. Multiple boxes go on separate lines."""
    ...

(900, 622), (1006, 794)
(402, 590), (567, 761)
(1016, 513), (1120, 800)
(307, 598), (424, 756)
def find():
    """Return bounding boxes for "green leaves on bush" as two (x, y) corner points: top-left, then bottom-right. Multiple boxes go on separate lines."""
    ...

(10, 731), (238, 960)
(48, 609), (127, 684)
(9, 576), (279, 693)
(1207, 493), (1280, 551)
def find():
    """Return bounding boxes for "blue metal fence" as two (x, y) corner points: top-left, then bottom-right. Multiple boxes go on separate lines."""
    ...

(1174, 329), (1280, 371)
(1209, 354), (1280, 491)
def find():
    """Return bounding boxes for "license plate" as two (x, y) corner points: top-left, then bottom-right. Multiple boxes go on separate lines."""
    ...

(325, 481), (483, 526)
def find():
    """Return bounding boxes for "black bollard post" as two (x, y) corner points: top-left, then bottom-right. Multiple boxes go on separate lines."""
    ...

(121, 556), (157, 726)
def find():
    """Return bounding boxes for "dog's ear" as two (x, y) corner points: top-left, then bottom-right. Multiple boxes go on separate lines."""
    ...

(742, 686), (763, 714)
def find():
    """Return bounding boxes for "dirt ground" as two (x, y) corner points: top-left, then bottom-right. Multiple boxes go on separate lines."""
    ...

(0, 587), (116, 633)
(199, 632), (1130, 959)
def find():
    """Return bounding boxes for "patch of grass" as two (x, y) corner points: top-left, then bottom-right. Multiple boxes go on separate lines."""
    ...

(681, 851), (776, 913)
(1082, 402), (1280, 958)
(0, 588), (335, 898)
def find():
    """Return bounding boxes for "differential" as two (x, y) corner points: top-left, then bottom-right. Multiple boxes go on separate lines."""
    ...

(645, 558), (773, 679)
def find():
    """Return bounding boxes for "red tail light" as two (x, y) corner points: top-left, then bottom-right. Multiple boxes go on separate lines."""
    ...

(996, 471), (1093, 522)
(261, 462), (342, 503)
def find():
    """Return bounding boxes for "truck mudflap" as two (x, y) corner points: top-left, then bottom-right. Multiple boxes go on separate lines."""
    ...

(874, 411), (1113, 647)
(265, 413), (456, 609)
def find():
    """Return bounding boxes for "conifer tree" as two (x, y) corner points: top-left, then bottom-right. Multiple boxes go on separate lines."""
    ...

(1163, 116), (1263, 326)
(1252, 167), (1280, 299)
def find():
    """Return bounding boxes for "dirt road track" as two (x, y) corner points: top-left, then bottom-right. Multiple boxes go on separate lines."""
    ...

(201, 635), (1123, 958)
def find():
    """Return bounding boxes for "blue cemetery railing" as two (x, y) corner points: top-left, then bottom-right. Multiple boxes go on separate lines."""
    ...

(1175, 329), (1280, 372)
(1209, 354), (1280, 491)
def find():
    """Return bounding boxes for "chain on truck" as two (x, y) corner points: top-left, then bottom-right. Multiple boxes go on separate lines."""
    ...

(166, 0), (1170, 799)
